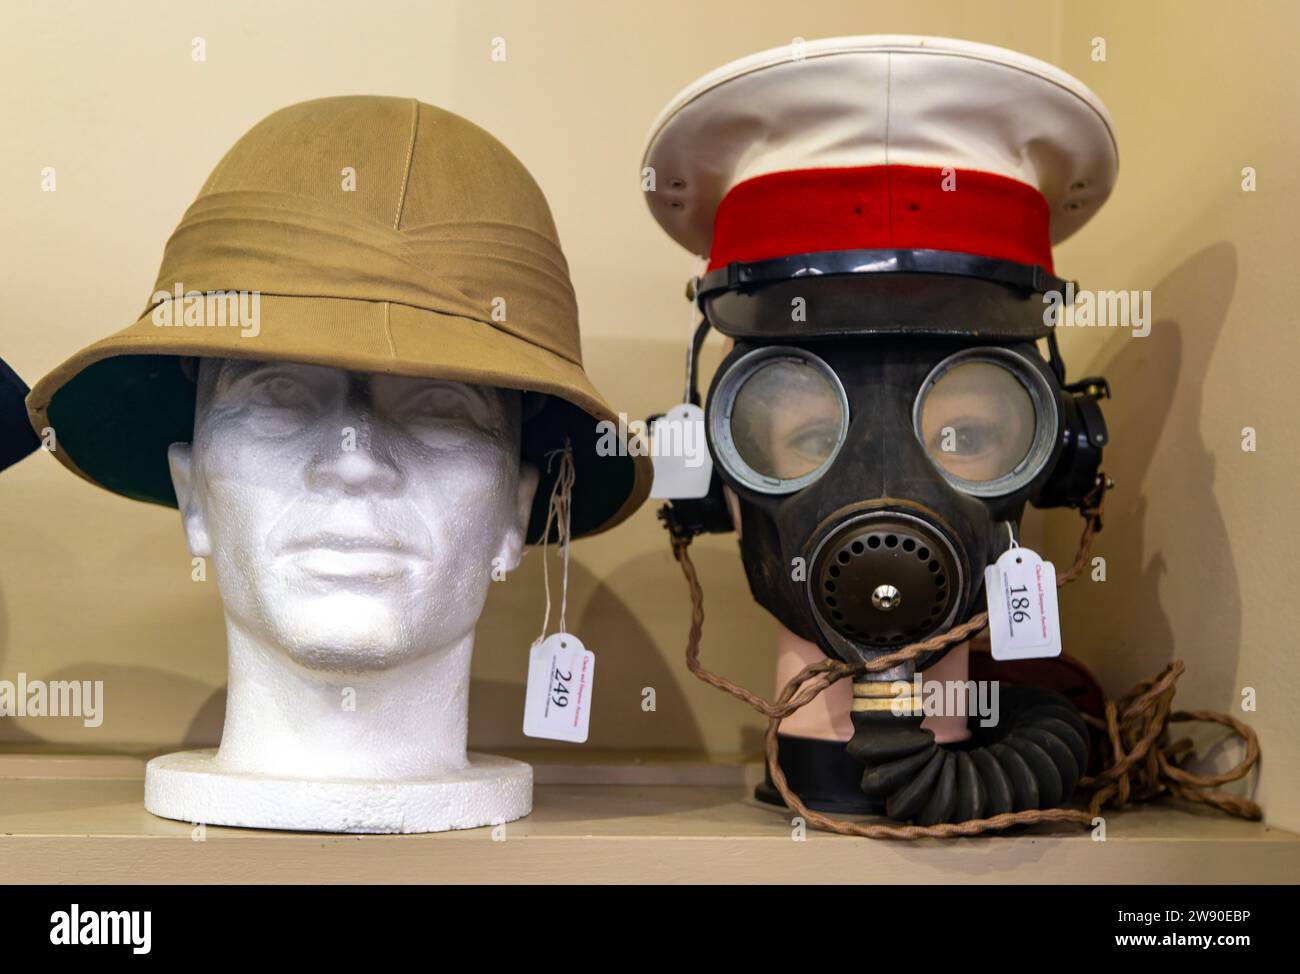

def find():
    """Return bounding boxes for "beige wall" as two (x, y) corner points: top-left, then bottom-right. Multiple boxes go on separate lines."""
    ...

(2, 1), (1297, 827)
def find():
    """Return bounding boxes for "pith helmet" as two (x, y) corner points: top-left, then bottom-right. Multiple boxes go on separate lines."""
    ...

(28, 95), (649, 540)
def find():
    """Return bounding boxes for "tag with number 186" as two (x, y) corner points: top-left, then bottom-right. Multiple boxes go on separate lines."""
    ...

(984, 546), (1062, 661)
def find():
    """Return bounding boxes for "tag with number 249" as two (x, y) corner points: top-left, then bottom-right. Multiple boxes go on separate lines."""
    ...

(523, 632), (594, 743)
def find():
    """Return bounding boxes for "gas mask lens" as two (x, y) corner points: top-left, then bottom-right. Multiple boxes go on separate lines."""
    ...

(920, 362), (1034, 479)
(711, 347), (848, 493)
(914, 348), (1057, 496)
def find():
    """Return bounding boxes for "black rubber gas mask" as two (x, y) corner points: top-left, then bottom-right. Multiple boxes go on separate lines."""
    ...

(667, 254), (1110, 674)
(658, 252), (1113, 824)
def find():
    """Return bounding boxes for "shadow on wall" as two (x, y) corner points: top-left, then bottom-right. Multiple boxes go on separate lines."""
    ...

(1033, 241), (1241, 711)
(0, 587), (41, 749)
(0, 659), (227, 755)
(0, 493), (77, 749)
(0, 501), (229, 752)
(469, 538), (716, 753)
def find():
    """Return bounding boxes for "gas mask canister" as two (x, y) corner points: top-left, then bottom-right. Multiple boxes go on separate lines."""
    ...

(643, 37), (1118, 825)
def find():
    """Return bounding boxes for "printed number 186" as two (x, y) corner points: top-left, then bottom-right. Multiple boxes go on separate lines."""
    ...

(1009, 584), (1032, 625)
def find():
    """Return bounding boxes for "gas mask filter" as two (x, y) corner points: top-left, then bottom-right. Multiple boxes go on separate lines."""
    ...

(642, 36), (1120, 826)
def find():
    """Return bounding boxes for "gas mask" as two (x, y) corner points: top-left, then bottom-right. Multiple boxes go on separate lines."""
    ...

(643, 36), (1119, 824)
(697, 267), (1108, 673)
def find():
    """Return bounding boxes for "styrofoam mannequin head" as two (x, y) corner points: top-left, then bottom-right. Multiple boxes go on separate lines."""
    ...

(167, 358), (539, 673)
(145, 357), (542, 831)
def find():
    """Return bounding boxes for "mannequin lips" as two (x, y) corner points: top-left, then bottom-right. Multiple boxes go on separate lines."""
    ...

(280, 532), (420, 582)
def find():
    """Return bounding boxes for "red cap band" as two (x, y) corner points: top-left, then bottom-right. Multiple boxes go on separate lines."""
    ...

(708, 165), (1054, 273)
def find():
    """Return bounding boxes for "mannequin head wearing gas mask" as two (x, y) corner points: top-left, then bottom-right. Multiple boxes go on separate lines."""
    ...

(169, 358), (538, 677)
(644, 37), (1116, 823)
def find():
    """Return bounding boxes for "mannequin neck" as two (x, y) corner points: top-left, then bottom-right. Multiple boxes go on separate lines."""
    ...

(214, 617), (474, 780)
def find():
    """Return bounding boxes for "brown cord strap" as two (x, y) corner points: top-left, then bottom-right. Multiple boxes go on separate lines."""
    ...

(670, 483), (1262, 838)
(1081, 663), (1262, 821)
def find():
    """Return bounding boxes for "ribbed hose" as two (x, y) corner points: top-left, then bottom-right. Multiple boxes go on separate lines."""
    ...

(846, 685), (1090, 825)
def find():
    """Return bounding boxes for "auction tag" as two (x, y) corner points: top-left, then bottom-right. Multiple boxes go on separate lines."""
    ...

(984, 546), (1061, 661)
(523, 632), (594, 743)
(649, 403), (713, 499)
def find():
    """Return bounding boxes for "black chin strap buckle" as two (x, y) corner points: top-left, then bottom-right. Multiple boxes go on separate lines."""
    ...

(656, 474), (735, 543)
(1065, 375), (1111, 400)
(658, 502), (696, 547)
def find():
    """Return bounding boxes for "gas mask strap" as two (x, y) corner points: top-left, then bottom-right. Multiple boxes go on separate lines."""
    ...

(1045, 330), (1067, 384)
(669, 474), (1262, 837)
(683, 313), (710, 407)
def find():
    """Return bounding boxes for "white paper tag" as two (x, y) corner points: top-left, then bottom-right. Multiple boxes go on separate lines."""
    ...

(984, 546), (1061, 661)
(523, 632), (595, 743)
(649, 403), (713, 499)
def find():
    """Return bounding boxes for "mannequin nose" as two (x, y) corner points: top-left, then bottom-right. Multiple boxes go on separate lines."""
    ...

(307, 421), (403, 495)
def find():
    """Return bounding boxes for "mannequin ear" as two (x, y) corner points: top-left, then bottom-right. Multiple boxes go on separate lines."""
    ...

(497, 459), (540, 573)
(168, 442), (211, 557)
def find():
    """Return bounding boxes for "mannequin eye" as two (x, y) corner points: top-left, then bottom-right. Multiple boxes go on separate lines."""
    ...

(395, 386), (478, 424)
(927, 417), (1001, 458)
(785, 419), (841, 463)
(236, 372), (325, 437)
(709, 346), (849, 493)
(251, 372), (318, 411)
(914, 350), (1057, 496)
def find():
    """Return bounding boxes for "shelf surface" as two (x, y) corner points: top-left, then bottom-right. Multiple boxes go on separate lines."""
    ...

(1, 754), (1294, 884)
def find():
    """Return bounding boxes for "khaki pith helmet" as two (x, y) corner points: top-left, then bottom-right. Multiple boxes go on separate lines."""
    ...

(27, 95), (649, 541)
